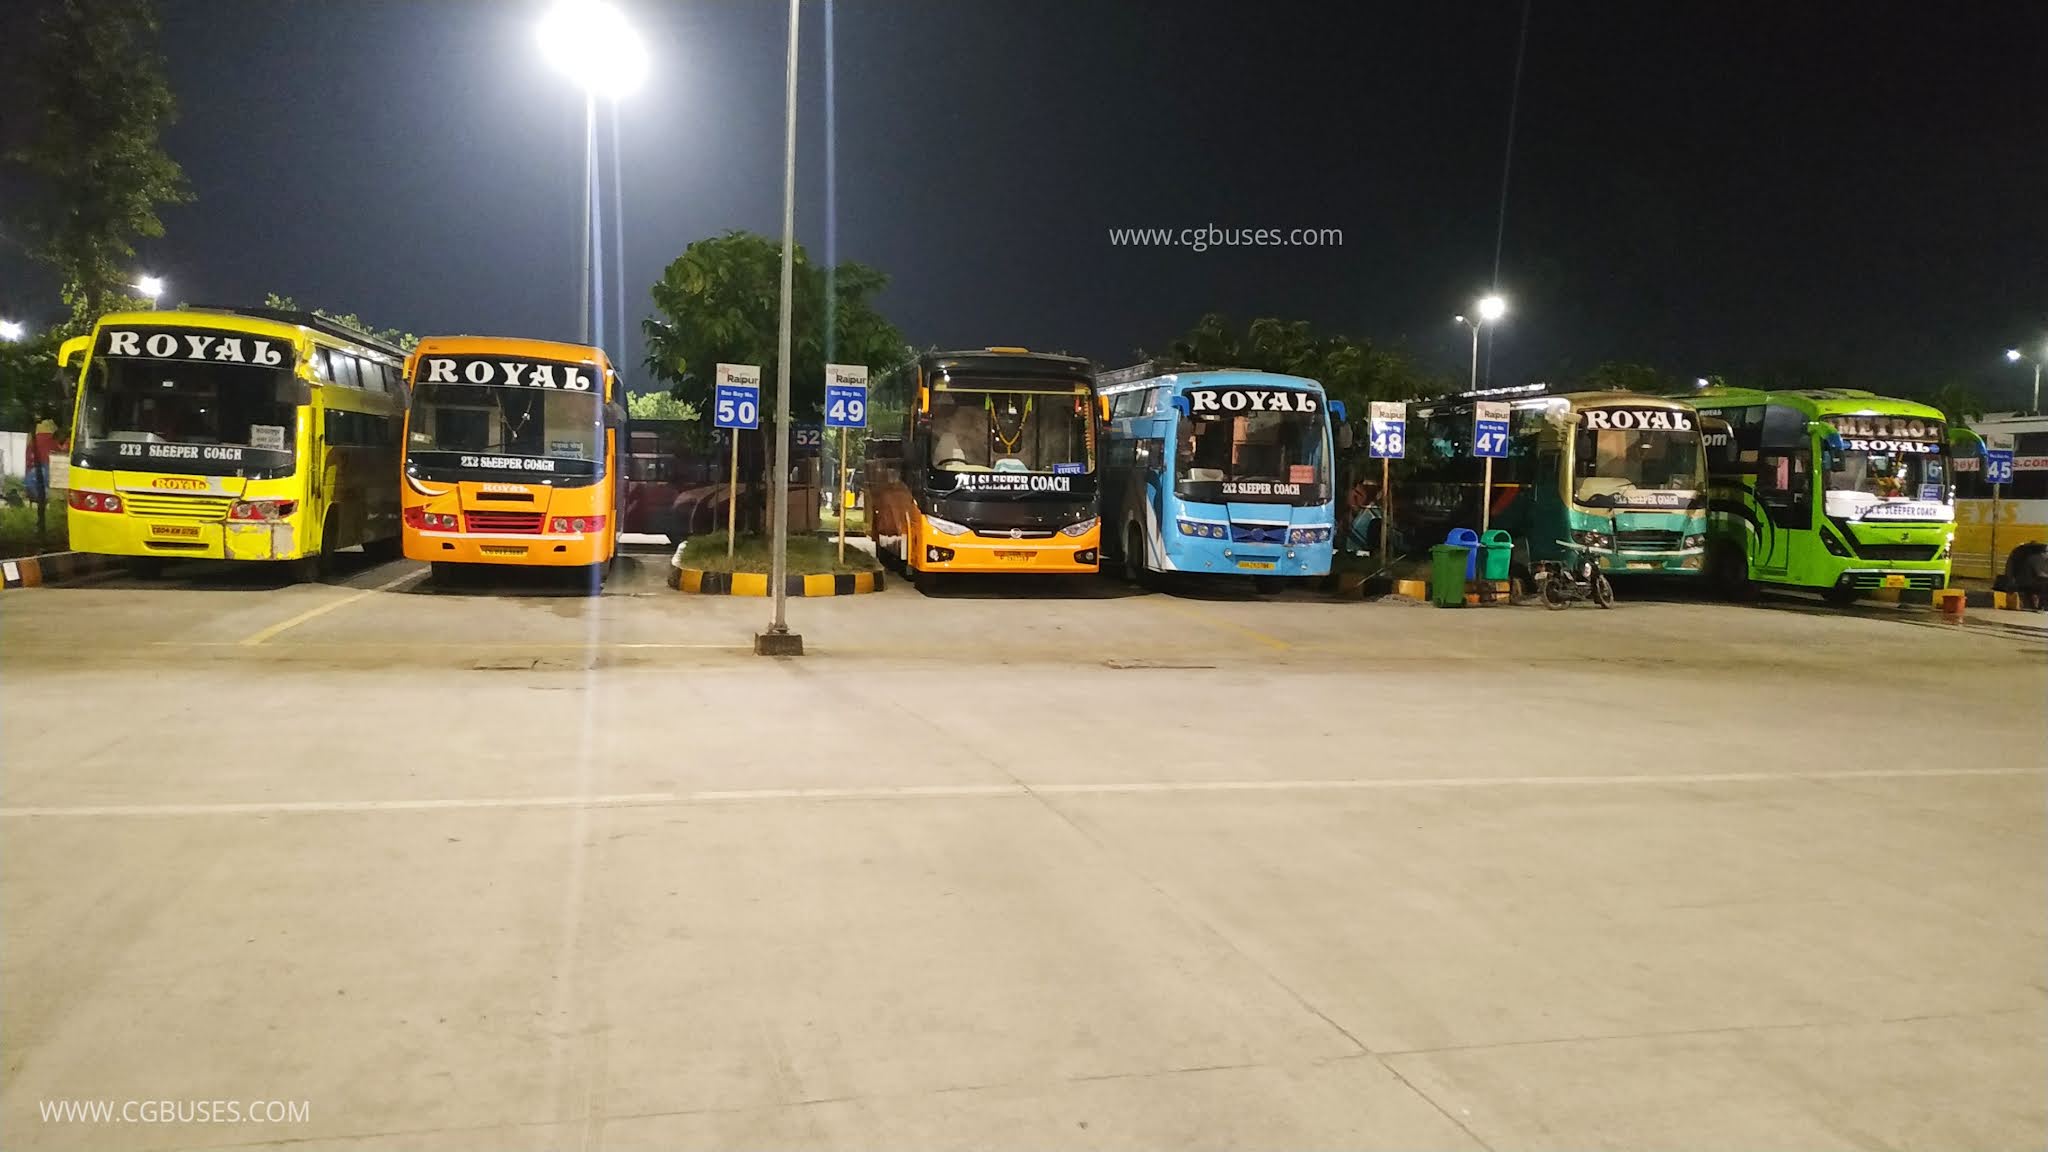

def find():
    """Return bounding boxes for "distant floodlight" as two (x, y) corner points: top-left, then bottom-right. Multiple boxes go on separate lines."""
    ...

(135, 275), (165, 300)
(1452, 314), (1467, 325)
(0, 319), (25, 341)
(2008, 348), (2025, 363)
(1477, 294), (1507, 322)
(1696, 377), (1710, 388)
(539, 0), (648, 99)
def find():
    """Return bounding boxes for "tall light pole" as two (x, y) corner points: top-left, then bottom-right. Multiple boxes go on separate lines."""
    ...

(756, 0), (803, 656)
(2007, 347), (2042, 414)
(538, 0), (646, 350)
(135, 275), (164, 310)
(1454, 294), (1507, 392)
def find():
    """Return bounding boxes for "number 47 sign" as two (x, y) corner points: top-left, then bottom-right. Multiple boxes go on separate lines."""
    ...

(825, 364), (868, 428)
(1473, 400), (1510, 459)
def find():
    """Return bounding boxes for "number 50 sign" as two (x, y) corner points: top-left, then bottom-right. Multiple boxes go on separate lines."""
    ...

(713, 363), (761, 430)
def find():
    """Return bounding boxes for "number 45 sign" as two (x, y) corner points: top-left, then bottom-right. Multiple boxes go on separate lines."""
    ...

(1473, 400), (1510, 459)
(825, 364), (868, 428)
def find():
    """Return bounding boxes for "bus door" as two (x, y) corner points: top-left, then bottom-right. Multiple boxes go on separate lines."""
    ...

(1753, 404), (1813, 574)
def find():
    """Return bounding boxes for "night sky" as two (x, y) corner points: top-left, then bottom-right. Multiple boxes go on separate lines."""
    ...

(3, 1), (2044, 402)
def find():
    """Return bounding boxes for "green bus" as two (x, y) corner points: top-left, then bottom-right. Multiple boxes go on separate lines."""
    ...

(1692, 387), (1953, 600)
(1392, 390), (1709, 577)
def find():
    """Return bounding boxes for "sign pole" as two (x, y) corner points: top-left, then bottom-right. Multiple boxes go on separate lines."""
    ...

(1481, 457), (1493, 533)
(837, 427), (849, 564)
(727, 432), (740, 564)
(1990, 481), (2002, 581)
(1380, 456), (1391, 562)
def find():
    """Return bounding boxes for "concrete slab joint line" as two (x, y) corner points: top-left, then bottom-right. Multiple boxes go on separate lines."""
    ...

(673, 565), (883, 596)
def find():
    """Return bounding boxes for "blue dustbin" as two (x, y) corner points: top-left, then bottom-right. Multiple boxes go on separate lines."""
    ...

(1445, 528), (1480, 580)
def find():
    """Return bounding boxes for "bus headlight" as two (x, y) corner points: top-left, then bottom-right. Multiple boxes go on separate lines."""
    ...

(1288, 527), (1332, 544)
(1571, 530), (1611, 549)
(1683, 533), (1705, 550)
(1821, 529), (1852, 557)
(1059, 516), (1099, 538)
(925, 515), (969, 536)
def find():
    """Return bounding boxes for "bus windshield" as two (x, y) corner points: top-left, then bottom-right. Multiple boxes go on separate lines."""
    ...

(410, 381), (601, 462)
(1827, 446), (1948, 506)
(1177, 410), (1326, 487)
(1572, 426), (1704, 507)
(77, 355), (298, 471)
(928, 384), (1092, 474)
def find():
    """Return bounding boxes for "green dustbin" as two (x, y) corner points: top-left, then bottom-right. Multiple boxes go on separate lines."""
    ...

(1480, 530), (1514, 582)
(1430, 544), (1472, 607)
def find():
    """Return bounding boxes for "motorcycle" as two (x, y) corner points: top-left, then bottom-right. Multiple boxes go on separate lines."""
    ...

(1536, 547), (1615, 610)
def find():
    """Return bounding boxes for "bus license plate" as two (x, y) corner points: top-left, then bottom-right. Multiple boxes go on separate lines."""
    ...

(1882, 574), (1907, 588)
(994, 550), (1036, 561)
(1627, 561), (1655, 570)
(1237, 560), (1276, 570)
(150, 524), (200, 538)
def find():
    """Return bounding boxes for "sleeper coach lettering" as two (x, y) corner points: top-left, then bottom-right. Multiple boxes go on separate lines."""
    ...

(459, 454), (558, 472)
(1581, 408), (1695, 432)
(949, 473), (1072, 493)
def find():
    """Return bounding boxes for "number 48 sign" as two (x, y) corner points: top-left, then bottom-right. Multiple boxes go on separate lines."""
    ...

(1368, 401), (1406, 459)
(824, 363), (868, 428)
(1473, 400), (1510, 459)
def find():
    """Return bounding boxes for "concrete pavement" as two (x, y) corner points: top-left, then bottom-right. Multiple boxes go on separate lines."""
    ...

(2, 553), (2043, 1150)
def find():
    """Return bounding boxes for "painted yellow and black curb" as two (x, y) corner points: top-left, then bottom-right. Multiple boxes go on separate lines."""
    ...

(0, 550), (120, 592)
(670, 566), (885, 596)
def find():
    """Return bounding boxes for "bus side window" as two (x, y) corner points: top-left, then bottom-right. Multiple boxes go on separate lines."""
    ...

(1755, 404), (1812, 527)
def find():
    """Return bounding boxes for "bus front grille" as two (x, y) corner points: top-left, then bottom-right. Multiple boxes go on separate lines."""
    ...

(1615, 529), (1682, 550)
(122, 494), (234, 520)
(465, 510), (543, 534)
(1848, 572), (1943, 590)
(1853, 544), (1940, 561)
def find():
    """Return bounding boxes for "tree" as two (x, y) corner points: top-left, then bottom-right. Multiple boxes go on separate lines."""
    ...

(0, 328), (69, 433)
(263, 294), (418, 352)
(8, 0), (192, 329)
(1923, 380), (1985, 423)
(627, 391), (696, 421)
(1162, 313), (1447, 418)
(642, 231), (904, 419)
(1577, 361), (1678, 395)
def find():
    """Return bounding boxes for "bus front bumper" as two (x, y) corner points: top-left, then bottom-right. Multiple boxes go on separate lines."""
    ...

(917, 530), (1100, 574)
(69, 512), (309, 562)
(1590, 549), (1704, 575)
(404, 529), (609, 567)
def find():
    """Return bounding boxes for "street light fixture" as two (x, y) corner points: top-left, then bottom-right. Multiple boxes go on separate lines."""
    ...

(0, 319), (25, 342)
(2006, 346), (2043, 414)
(1454, 294), (1508, 392)
(135, 275), (164, 308)
(538, 0), (647, 348)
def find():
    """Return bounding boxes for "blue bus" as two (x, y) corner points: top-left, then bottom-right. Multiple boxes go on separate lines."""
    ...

(1096, 362), (1342, 585)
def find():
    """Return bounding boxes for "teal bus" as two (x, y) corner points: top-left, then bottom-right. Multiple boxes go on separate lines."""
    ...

(1692, 387), (1953, 600)
(1391, 390), (1709, 578)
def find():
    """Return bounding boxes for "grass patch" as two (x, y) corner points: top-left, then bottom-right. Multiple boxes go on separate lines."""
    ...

(820, 506), (867, 536)
(0, 502), (66, 560)
(679, 531), (879, 575)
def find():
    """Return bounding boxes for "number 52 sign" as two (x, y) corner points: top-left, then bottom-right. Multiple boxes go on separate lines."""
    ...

(824, 363), (868, 428)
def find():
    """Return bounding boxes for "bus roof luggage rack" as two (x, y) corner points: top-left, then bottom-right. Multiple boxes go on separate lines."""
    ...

(1097, 359), (1266, 389)
(185, 306), (410, 360)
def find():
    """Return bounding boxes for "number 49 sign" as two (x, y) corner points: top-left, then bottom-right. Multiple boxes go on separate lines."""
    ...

(1473, 400), (1510, 459)
(824, 363), (868, 428)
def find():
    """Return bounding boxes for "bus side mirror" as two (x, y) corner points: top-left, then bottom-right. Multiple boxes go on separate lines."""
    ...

(1169, 396), (1192, 418)
(1335, 422), (1354, 450)
(58, 335), (89, 369)
(1329, 401), (1347, 423)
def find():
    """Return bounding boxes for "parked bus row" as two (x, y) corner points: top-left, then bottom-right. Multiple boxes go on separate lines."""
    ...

(52, 308), (2025, 603)
(57, 308), (626, 583)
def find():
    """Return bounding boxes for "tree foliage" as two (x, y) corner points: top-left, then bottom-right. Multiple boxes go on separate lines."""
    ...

(8, 0), (192, 329)
(1159, 313), (1448, 418)
(263, 294), (418, 352)
(642, 231), (905, 419)
(0, 328), (70, 432)
(626, 391), (696, 421)
(1922, 380), (1985, 422)
(1576, 361), (1680, 395)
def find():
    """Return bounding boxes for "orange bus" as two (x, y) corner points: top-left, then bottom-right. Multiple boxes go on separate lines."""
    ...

(401, 336), (626, 583)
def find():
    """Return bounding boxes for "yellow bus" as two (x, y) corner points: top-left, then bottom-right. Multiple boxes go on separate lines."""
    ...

(1953, 411), (2048, 582)
(400, 336), (625, 583)
(58, 307), (408, 578)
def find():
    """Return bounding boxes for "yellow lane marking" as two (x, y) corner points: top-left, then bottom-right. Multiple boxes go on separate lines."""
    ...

(237, 569), (429, 647)
(1147, 598), (1292, 650)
